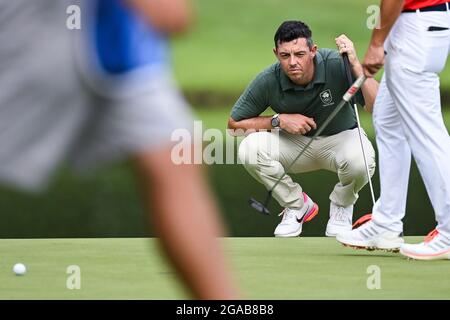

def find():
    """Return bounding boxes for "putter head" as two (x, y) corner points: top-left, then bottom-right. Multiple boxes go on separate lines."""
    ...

(249, 198), (270, 215)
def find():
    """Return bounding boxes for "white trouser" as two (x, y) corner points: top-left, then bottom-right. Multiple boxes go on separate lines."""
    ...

(238, 128), (375, 209)
(372, 9), (450, 238)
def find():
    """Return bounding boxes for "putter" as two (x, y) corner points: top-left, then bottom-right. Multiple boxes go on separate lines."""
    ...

(342, 53), (376, 207)
(249, 74), (367, 215)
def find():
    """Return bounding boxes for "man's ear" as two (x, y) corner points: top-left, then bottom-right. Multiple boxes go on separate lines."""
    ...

(273, 47), (278, 58)
(310, 45), (318, 57)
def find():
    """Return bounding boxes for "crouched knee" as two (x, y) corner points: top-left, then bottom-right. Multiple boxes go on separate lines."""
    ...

(238, 132), (277, 167)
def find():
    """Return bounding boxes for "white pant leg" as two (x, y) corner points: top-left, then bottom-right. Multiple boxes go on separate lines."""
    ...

(383, 11), (450, 237)
(314, 128), (376, 207)
(238, 128), (376, 210)
(238, 131), (315, 209)
(371, 75), (411, 233)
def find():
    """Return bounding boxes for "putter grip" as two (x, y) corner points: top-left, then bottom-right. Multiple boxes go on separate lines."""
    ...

(342, 53), (356, 104)
(343, 75), (366, 102)
(342, 54), (352, 82)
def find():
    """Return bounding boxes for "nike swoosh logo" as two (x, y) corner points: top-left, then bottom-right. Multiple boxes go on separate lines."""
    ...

(297, 204), (312, 223)
(428, 26), (449, 32)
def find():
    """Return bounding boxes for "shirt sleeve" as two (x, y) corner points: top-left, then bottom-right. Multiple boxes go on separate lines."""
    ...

(230, 72), (269, 121)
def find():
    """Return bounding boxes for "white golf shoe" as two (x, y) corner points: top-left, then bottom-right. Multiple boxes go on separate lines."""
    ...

(274, 192), (319, 237)
(400, 229), (450, 260)
(336, 220), (404, 252)
(325, 202), (353, 237)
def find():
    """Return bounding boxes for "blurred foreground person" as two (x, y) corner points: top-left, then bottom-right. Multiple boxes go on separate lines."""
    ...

(0, 0), (238, 298)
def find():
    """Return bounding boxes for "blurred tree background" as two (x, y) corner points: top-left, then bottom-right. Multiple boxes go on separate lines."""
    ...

(0, 0), (448, 238)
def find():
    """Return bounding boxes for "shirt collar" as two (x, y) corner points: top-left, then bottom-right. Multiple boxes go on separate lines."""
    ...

(280, 50), (326, 91)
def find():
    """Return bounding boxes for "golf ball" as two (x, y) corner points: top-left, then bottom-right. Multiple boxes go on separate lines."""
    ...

(13, 263), (26, 276)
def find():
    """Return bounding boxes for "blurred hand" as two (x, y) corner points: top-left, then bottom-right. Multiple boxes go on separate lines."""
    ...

(362, 44), (385, 77)
(279, 114), (317, 135)
(335, 34), (361, 72)
(128, 0), (193, 34)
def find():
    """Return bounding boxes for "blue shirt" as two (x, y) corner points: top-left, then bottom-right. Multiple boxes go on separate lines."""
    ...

(94, 0), (169, 74)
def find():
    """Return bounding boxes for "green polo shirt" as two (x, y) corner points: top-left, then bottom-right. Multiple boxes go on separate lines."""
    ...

(230, 48), (365, 136)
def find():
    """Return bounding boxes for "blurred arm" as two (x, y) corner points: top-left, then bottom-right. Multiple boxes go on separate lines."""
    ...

(134, 147), (239, 299)
(127, 0), (194, 34)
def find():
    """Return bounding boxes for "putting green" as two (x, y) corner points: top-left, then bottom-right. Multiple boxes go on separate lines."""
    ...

(0, 237), (448, 299)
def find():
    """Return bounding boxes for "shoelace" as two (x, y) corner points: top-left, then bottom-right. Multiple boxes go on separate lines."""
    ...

(278, 208), (296, 221)
(333, 207), (348, 222)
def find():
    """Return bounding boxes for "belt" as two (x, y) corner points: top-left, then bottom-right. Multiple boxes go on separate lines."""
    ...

(402, 2), (449, 13)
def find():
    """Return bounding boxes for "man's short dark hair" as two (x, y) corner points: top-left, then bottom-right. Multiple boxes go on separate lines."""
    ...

(274, 21), (313, 49)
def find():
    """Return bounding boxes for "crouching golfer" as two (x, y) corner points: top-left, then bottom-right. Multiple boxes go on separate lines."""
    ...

(228, 21), (379, 237)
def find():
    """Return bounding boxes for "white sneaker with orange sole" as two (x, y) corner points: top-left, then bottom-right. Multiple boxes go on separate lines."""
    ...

(400, 229), (450, 260)
(336, 220), (404, 252)
(325, 202), (353, 237)
(274, 192), (319, 237)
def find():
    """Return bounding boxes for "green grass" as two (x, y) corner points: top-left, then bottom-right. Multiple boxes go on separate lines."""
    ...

(1, 237), (449, 299)
(172, 0), (450, 93)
